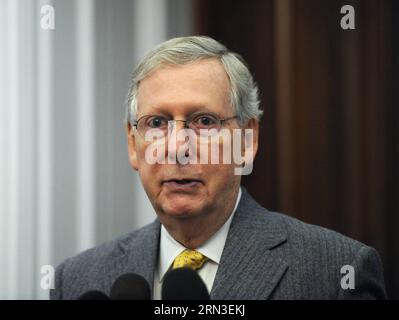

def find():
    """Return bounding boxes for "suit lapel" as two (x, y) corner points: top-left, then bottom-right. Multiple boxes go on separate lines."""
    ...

(211, 188), (288, 300)
(101, 219), (161, 297)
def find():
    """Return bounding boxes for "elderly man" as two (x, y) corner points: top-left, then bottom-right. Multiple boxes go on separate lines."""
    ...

(51, 36), (386, 300)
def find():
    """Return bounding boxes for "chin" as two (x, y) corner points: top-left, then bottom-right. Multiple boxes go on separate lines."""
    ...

(162, 201), (203, 219)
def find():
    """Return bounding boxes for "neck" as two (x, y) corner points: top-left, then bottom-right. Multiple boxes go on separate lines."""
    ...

(168, 215), (229, 249)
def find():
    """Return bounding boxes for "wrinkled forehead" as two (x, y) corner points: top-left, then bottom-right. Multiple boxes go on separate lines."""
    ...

(136, 59), (232, 117)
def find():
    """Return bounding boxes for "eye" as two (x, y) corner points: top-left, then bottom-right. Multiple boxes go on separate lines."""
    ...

(146, 116), (167, 128)
(192, 114), (218, 128)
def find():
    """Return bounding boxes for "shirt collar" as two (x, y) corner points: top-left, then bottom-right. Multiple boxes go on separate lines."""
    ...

(158, 187), (242, 282)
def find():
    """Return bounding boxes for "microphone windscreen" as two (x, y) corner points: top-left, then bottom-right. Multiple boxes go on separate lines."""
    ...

(162, 268), (210, 300)
(110, 273), (151, 300)
(77, 290), (110, 300)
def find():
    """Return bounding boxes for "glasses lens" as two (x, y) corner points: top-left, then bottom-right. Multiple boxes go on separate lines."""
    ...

(189, 113), (221, 134)
(138, 115), (168, 136)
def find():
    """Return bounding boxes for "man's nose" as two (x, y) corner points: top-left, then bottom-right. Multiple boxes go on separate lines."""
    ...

(167, 120), (187, 154)
(169, 120), (187, 133)
(166, 120), (194, 163)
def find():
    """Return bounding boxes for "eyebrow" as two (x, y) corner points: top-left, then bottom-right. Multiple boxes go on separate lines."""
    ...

(139, 105), (216, 118)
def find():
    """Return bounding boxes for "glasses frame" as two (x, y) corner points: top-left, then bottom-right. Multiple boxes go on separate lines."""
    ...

(132, 112), (238, 137)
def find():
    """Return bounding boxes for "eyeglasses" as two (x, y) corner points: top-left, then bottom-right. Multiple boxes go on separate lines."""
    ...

(132, 112), (237, 137)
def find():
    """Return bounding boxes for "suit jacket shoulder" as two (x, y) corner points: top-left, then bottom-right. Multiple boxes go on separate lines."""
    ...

(269, 210), (385, 299)
(50, 220), (160, 300)
(210, 188), (386, 299)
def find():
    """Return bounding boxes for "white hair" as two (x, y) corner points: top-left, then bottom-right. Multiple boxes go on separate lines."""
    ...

(125, 36), (262, 125)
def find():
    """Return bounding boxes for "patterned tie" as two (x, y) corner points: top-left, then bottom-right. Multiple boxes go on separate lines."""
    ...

(172, 249), (208, 271)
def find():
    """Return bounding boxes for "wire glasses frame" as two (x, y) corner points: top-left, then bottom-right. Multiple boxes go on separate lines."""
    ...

(132, 112), (238, 137)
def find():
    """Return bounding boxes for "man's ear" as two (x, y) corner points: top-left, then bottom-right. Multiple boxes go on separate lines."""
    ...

(126, 122), (139, 171)
(243, 118), (259, 160)
(235, 118), (259, 176)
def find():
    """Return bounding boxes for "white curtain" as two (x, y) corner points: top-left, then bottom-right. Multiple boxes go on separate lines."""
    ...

(0, 0), (193, 300)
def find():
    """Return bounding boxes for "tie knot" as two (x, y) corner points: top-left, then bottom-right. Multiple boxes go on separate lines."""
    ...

(172, 249), (208, 271)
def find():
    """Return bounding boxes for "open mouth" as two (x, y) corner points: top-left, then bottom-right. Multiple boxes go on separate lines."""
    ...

(174, 179), (197, 184)
(162, 179), (202, 187)
(164, 179), (201, 184)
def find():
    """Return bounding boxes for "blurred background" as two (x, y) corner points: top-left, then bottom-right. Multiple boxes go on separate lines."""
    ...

(0, 0), (397, 299)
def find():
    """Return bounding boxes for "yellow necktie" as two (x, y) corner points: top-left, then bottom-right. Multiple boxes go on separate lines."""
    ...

(172, 249), (208, 271)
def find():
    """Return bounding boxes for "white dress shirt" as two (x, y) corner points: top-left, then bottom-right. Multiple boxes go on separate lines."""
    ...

(153, 187), (242, 300)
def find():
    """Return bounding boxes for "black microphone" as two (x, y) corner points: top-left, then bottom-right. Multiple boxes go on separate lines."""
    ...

(162, 267), (210, 300)
(110, 273), (151, 300)
(77, 290), (110, 300)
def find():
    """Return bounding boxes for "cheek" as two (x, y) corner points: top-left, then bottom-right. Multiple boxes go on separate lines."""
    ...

(194, 134), (236, 178)
(210, 135), (242, 186)
(135, 142), (161, 186)
(198, 133), (233, 165)
(136, 140), (157, 165)
(137, 163), (162, 202)
(204, 166), (239, 201)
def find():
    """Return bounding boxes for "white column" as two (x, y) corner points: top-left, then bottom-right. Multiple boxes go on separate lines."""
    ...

(2, 0), (20, 299)
(133, 0), (167, 57)
(0, 0), (39, 300)
(36, 0), (55, 300)
(16, 0), (36, 299)
(0, 0), (7, 296)
(76, 0), (96, 252)
(131, 0), (167, 227)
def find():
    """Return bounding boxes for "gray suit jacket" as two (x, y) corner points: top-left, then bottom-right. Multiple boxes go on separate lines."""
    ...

(51, 188), (386, 299)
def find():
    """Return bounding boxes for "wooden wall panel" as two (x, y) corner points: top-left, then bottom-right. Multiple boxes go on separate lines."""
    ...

(195, 0), (398, 298)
